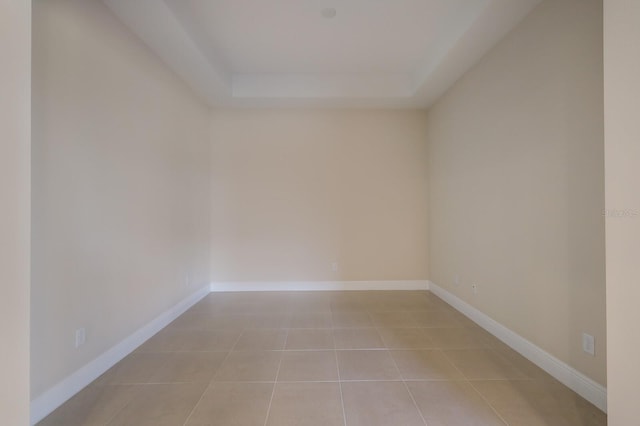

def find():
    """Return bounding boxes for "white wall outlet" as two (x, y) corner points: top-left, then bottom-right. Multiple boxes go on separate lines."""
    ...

(471, 283), (478, 294)
(454, 274), (460, 286)
(331, 262), (339, 272)
(75, 328), (86, 349)
(582, 333), (595, 356)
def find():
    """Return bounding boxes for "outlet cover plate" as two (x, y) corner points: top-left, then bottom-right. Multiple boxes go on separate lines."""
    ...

(582, 333), (595, 356)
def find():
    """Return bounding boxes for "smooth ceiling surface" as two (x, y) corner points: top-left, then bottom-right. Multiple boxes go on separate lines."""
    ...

(103, 0), (542, 108)
(168, 0), (477, 74)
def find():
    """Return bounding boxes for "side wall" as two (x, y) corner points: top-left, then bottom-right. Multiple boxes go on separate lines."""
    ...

(604, 0), (640, 423)
(427, 0), (606, 385)
(0, 0), (31, 424)
(31, 0), (211, 398)
(210, 109), (429, 284)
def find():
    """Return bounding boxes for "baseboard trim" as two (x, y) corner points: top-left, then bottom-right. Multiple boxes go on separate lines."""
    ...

(29, 285), (211, 425)
(210, 280), (430, 292)
(428, 281), (607, 413)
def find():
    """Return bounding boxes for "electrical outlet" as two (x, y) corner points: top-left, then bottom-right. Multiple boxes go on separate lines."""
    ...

(471, 283), (478, 295)
(582, 333), (595, 356)
(75, 328), (86, 349)
(331, 262), (339, 272)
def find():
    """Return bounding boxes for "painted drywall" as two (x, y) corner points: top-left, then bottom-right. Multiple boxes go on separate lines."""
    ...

(604, 0), (640, 422)
(210, 109), (429, 283)
(427, 0), (606, 386)
(31, 0), (211, 398)
(0, 0), (31, 424)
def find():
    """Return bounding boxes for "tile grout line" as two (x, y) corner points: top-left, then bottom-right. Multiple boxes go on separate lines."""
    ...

(464, 380), (510, 426)
(402, 380), (430, 426)
(195, 378), (475, 384)
(103, 350), (183, 425)
(386, 347), (429, 426)
(262, 328), (289, 426)
(100, 384), (144, 426)
(181, 331), (245, 426)
(438, 348), (510, 426)
(331, 319), (348, 426)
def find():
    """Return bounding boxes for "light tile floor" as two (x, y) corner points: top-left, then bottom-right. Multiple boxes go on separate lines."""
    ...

(38, 291), (607, 425)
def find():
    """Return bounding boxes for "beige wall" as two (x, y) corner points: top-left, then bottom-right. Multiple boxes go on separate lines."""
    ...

(604, 0), (640, 422)
(210, 109), (429, 283)
(31, 0), (211, 398)
(427, 0), (606, 385)
(0, 0), (31, 424)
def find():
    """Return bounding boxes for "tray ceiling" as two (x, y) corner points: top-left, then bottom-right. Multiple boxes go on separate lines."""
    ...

(103, 0), (541, 108)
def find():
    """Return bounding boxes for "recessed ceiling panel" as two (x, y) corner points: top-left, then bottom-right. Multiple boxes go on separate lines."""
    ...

(166, 0), (485, 74)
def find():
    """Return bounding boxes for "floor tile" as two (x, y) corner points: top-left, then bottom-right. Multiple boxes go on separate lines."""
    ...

(333, 328), (385, 349)
(37, 385), (141, 426)
(178, 330), (243, 351)
(408, 311), (461, 327)
(95, 353), (167, 385)
(330, 299), (367, 312)
(135, 329), (188, 352)
(427, 327), (489, 349)
(214, 351), (282, 382)
(211, 294), (290, 315)
(391, 350), (465, 380)
(277, 350), (339, 382)
(341, 381), (424, 426)
(166, 313), (211, 330)
(266, 382), (344, 426)
(184, 382), (273, 426)
(471, 380), (607, 426)
(150, 351), (227, 384)
(489, 341), (556, 381)
(38, 291), (607, 426)
(407, 380), (505, 425)
(246, 314), (291, 329)
(445, 310), (481, 327)
(370, 312), (418, 328)
(285, 329), (334, 350)
(217, 302), (286, 315)
(205, 315), (250, 330)
(423, 297), (455, 311)
(233, 329), (287, 351)
(337, 350), (400, 380)
(288, 294), (332, 313)
(374, 294), (433, 311)
(106, 383), (206, 426)
(331, 312), (373, 328)
(288, 313), (332, 328)
(378, 328), (435, 349)
(443, 349), (528, 380)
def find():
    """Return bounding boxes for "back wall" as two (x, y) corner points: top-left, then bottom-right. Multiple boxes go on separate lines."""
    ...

(210, 109), (429, 284)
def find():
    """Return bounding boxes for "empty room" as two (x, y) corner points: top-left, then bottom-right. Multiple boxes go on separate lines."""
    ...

(2, 0), (640, 425)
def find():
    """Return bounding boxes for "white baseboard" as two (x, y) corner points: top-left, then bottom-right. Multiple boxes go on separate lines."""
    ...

(30, 285), (211, 425)
(210, 280), (430, 292)
(428, 281), (607, 413)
